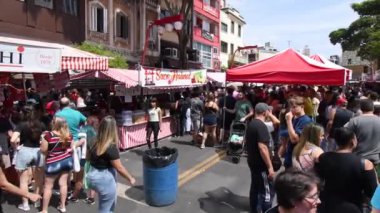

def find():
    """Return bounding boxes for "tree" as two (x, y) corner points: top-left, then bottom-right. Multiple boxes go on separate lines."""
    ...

(329, 0), (380, 66)
(75, 41), (128, 69)
(164, 0), (193, 69)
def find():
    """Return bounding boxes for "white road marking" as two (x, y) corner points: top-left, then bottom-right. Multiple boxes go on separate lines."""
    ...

(116, 182), (149, 207)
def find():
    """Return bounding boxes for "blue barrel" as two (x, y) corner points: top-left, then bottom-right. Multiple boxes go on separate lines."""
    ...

(143, 160), (178, 206)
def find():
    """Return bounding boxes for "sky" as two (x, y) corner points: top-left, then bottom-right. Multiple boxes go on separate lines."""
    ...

(226, 0), (363, 58)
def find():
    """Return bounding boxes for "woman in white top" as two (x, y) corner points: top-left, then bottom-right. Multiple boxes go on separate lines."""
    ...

(292, 123), (324, 172)
(146, 97), (162, 149)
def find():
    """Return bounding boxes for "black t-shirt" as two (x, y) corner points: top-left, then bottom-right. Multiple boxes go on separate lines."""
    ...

(15, 121), (46, 148)
(246, 118), (271, 172)
(90, 144), (120, 169)
(316, 152), (378, 211)
(0, 117), (12, 133)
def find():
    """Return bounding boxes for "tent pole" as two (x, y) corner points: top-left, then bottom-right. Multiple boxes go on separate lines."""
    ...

(22, 73), (27, 101)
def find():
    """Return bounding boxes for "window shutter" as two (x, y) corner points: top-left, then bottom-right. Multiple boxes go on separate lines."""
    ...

(116, 14), (121, 37)
(124, 16), (128, 39)
(103, 8), (108, 33)
(90, 5), (96, 31)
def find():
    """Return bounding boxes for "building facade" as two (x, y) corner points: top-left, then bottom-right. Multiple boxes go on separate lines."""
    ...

(193, 0), (221, 71)
(341, 50), (379, 81)
(220, 5), (246, 70)
(0, 0), (85, 44)
(248, 42), (278, 63)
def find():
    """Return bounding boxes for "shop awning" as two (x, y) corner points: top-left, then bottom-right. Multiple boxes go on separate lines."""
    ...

(0, 35), (108, 72)
(70, 68), (139, 88)
(207, 72), (226, 84)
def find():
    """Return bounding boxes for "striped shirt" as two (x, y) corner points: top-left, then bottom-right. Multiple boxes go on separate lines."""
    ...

(43, 131), (72, 164)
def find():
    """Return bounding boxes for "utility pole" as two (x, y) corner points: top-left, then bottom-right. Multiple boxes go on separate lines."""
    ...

(288, 40), (291, 48)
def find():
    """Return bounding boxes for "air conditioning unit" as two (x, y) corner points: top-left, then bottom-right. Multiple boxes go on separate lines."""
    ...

(163, 48), (178, 58)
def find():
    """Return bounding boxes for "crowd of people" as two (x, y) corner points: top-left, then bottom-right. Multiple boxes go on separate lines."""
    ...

(1, 83), (380, 212)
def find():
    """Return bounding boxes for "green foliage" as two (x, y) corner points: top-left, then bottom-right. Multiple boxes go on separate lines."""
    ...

(329, 0), (380, 62)
(74, 41), (128, 69)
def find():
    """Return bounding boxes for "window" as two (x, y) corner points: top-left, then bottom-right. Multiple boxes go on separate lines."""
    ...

(196, 17), (203, 28)
(116, 12), (128, 39)
(202, 20), (210, 32)
(213, 47), (218, 54)
(63, 0), (77, 16)
(348, 58), (352, 65)
(90, 3), (107, 33)
(230, 43), (234, 54)
(194, 42), (212, 68)
(147, 21), (158, 50)
(238, 25), (241, 37)
(34, 0), (53, 9)
(221, 41), (228, 53)
(231, 21), (235, 34)
(221, 22), (227, 33)
(160, 9), (171, 18)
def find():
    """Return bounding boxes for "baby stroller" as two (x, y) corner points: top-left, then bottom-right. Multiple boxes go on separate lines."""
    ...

(226, 121), (247, 164)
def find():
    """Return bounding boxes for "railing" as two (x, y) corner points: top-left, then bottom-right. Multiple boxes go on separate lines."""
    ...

(193, 27), (219, 44)
(194, 0), (219, 18)
(230, 53), (248, 64)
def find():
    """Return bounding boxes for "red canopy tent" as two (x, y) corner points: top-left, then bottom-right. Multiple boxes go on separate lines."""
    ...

(310, 54), (352, 81)
(227, 49), (347, 85)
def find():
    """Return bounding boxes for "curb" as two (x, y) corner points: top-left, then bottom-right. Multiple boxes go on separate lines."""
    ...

(178, 150), (227, 187)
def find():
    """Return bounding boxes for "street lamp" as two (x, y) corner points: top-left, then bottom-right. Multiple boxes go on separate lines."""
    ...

(140, 14), (184, 66)
(229, 45), (258, 69)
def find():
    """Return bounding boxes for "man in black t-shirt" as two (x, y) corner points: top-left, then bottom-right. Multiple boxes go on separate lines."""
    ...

(246, 102), (275, 213)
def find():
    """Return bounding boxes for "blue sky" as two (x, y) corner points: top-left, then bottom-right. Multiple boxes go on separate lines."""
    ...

(227, 0), (363, 58)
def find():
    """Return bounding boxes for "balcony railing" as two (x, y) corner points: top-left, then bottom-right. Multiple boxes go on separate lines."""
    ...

(193, 27), (219, 44)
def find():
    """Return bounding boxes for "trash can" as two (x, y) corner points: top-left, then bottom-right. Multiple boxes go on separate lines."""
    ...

(143, 147), (178, 206)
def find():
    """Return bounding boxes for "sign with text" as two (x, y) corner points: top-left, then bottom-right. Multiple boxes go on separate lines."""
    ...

(0, 43), (61, 73)
(141, 68), (207, 87)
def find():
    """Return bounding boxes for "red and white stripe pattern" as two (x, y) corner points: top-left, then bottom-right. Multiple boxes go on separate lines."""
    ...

(118, 117), (174, 150)
(62, 56), (108, 71)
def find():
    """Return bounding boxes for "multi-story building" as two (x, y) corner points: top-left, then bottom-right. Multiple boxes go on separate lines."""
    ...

(248, 42), (279, 63)
(220, 4), (247, 70)
(193, 0), (221, 71)
(86, 0), (160, 65)
(341, 50), (376, 81)
(0, 0), (85, 44)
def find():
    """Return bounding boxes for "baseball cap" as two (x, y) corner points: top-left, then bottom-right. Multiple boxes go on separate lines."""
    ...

(336, 97), (347, 106)
(255, 102), (270, 114)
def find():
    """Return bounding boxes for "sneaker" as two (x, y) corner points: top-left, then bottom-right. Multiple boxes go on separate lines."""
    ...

(200, 144), (205, 149)
(67, 194), (79, 203)
(18, 204), (30, 211)
(84, 197), (95, 205)
(57, 206), (66, 213)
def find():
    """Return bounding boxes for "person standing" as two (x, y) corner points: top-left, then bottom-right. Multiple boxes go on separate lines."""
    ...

(218, 86), (236, 144)
(284, 96), (313, 168)
(225, 91), (254, 123)
(146, 97), (162, 149)
(10, 106), (46, 211)
(345, 98), (380, 175)
(86, 116), (135, 213)
(246, 103), (275, 213)
(200, 92), (219, 149)
(55, 97), (86, 202)
(40, 116), (74, 213)
(190, 88), (204, 144)
(315, 127), (377, 212)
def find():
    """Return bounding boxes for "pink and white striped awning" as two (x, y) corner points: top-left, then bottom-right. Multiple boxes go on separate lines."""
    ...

(61, 56), (108, 71)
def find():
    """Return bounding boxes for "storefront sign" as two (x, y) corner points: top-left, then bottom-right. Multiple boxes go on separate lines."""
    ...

(0, 43), (61, 73)
(141, 68), (207, 87)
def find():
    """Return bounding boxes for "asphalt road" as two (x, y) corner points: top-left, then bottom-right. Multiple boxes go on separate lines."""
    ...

(2, 136), (251, 213)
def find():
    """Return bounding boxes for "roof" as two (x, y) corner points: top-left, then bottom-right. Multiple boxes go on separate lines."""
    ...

(227, 49), (347, 86)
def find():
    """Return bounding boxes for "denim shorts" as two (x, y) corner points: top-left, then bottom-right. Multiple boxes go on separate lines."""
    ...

(15, 146), (44, 171)
(45, 156), (73, 176)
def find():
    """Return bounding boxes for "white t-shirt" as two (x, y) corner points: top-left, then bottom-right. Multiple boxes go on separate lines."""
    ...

(148, 107), (161, 122)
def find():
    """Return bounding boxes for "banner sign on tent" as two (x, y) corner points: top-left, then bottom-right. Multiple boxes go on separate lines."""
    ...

(0, 43), (61, 73)
(141, 67), (207, 87)
(33, 73), (51, 93)
(53, 71), (70, 90)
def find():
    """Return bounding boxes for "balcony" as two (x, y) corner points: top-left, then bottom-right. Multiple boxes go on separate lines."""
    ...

(229, 53), (248, 65)
(194, 0), (220, 20)
(193, 27), (220, 47)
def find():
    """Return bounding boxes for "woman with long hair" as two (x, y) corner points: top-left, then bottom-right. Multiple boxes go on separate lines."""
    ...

(146, 97), (162, 149)
(292, 123), (324, 172)
(86, 116), (135, 212)
(40, 116), (74, 213)
(201, 92), (219, 149)
(10, 106), (46, 211)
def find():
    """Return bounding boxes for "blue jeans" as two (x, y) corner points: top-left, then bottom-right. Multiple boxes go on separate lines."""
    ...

(86, 167), (117, 213)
